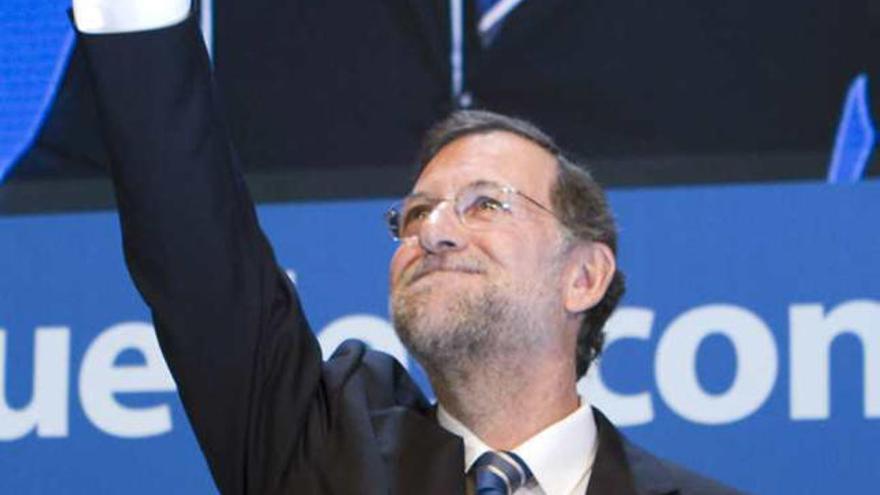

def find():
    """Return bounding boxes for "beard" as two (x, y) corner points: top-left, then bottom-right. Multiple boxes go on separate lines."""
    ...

(390, 268), (550, 379)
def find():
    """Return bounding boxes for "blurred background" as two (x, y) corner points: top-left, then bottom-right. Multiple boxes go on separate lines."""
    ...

(1, 1), (878, 494)
(2, 0), (877, 210)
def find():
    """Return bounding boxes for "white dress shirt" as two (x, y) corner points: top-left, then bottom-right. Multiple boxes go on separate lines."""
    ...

(72, 0), (190, 33)
(437, 398), (598, 495)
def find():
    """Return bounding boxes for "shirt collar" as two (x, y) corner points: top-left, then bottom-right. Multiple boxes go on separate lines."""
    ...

(436, 397), (597, 495)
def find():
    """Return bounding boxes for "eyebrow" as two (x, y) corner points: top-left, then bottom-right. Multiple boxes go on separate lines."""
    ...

(409, 179), (506, 199)
(469, 179), (504, 189)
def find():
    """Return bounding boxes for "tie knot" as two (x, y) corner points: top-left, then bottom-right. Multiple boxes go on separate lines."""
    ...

(469, 451), (534, 494)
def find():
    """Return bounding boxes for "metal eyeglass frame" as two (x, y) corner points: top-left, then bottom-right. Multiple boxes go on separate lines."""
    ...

(384, 182), (559, 241)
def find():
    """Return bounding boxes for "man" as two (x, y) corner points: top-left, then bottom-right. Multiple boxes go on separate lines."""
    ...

(72, 2), (741, 494)
(389, 113), (624, 465)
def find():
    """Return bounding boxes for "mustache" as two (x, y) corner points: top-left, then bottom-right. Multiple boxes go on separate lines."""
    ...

(402, 256), (487, 286)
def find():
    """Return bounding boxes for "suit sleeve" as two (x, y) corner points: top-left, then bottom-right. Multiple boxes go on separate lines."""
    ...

(78, 14), (325, 494)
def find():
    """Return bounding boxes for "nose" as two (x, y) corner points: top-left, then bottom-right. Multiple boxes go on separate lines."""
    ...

(418, 201), (468, 254)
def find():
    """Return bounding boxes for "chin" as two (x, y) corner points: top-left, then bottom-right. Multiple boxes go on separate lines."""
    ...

(391, 285), (508, 371)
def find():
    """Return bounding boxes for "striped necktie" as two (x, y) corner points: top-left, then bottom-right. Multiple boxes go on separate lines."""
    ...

(470, 450), (534, 494)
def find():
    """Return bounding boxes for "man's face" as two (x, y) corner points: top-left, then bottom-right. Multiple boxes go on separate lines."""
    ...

(389, 131), (570, 372)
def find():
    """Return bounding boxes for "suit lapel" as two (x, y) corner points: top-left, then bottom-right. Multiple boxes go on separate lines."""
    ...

(371, 405), (466, 495)
(586, 408), (641, 495)
(587, 408), (681, 495)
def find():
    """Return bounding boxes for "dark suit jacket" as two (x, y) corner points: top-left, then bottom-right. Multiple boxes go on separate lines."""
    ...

(78, 14), (741, 495)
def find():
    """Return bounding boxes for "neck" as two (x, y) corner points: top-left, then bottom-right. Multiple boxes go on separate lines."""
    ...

(430, 352), (579, 450)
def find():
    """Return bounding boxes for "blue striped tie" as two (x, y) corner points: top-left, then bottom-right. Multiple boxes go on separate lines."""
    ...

(470, 451), (534, 494)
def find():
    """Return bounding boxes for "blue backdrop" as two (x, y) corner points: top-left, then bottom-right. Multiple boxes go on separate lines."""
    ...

(1, 180), (879, 494)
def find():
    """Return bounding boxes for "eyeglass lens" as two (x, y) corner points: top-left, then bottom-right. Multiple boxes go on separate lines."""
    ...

(389, 183), (514, 239)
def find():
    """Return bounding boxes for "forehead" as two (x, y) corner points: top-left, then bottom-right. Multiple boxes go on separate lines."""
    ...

(413, 131), (559, 200)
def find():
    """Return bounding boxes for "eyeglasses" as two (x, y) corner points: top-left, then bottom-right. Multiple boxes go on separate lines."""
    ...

(384, 180), (559, 240)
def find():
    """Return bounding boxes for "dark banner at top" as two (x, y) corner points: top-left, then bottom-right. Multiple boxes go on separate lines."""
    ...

(3, 0), (878, 190)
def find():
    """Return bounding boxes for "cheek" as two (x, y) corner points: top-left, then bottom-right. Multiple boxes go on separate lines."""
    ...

(475, 229), (537, 270)
(483, 234), (558, 284)
(389, 245), (417, 287)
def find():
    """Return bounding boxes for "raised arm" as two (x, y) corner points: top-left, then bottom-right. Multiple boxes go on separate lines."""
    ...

(75, 6), (324, 493)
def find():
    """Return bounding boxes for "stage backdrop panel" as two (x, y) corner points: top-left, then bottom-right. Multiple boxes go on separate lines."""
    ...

(1, 180), (878, 494)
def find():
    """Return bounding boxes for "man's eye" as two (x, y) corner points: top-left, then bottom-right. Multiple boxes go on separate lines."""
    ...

(474, 196), (504, 211)
(404, 205), (431, 224)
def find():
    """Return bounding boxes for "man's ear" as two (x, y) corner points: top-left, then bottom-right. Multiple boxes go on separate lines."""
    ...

(563, 242), (616, 314)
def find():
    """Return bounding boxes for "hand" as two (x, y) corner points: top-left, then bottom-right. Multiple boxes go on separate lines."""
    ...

(72, 0), (191, 34)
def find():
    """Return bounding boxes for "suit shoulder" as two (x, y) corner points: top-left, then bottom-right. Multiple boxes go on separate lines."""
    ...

(323, 339), (429, 410)
(623, 439), (748, 495)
